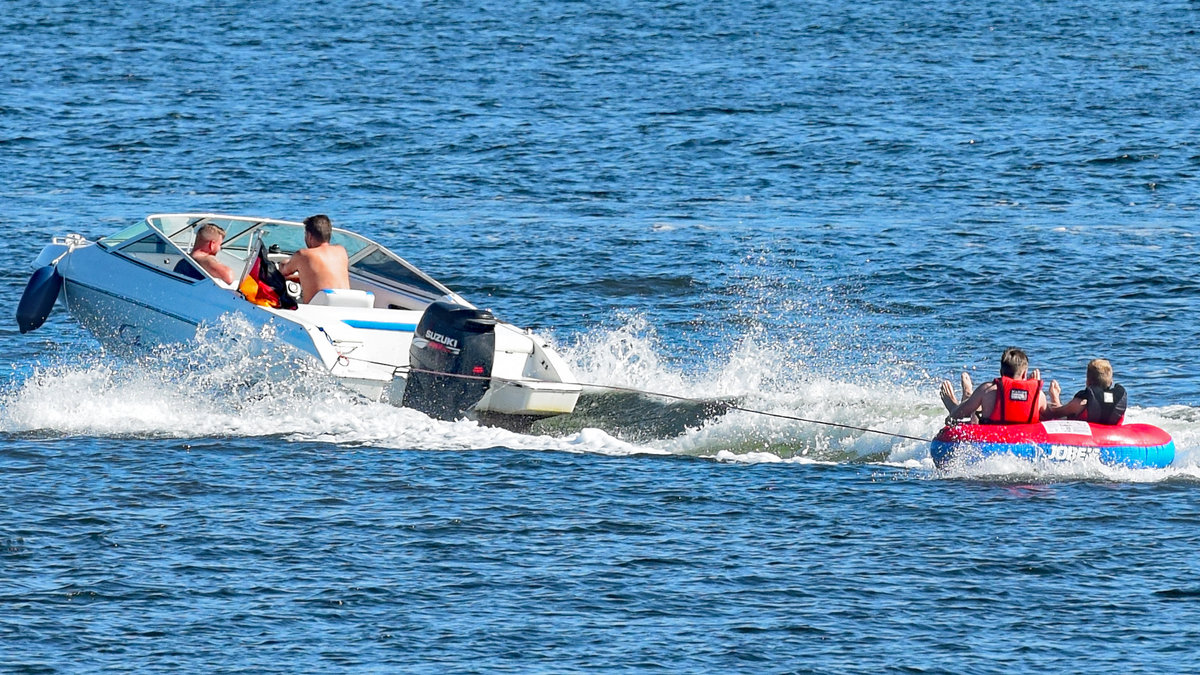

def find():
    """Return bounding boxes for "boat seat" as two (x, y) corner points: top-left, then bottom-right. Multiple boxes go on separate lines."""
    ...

(308, 288), (375, 308)
(171, 257), (206, 281)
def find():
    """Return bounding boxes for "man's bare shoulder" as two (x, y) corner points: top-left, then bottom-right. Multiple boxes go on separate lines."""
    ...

(316, 245), (349, 265)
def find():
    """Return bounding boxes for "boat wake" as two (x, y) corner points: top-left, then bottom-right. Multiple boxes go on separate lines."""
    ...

(2, 314), (1199, 482)
(0, 315), (655, 456)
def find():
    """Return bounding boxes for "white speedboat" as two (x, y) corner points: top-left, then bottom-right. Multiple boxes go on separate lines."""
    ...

(17, 213), (580, 428)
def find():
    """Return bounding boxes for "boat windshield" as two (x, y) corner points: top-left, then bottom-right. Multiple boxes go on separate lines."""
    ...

(350, 247), (451, 297)
(150, 215), (265, 251)
(222, 221), (451, 301)
(107, 213), (458, 304)
(98, 221), (152, 249)
(221, 222), (370, 258)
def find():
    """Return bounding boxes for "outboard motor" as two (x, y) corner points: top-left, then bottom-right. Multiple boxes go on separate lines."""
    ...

(402, 301), (498, 420)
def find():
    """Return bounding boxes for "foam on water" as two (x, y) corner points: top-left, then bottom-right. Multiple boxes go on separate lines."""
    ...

(560, 314), (940, 459)
(3, 314), (1199, 481)
(0, 315), (660, 457)
(560, 317), (1200, 482)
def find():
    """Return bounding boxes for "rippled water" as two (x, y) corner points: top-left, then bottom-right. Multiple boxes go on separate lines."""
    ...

(4, 0), (1200, 671)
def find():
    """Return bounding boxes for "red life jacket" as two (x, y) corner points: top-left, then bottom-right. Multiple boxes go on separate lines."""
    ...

(988, 376), (1042, 424)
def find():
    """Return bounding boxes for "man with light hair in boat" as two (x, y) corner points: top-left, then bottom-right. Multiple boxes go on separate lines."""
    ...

(939, 347), (1048, 425)
(1043, 358), (1128, 425)
(280, 214), (351, 303)
(191, 224), (235, 285)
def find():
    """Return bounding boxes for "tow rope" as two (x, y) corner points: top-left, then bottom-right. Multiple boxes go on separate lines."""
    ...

(394, 365), (934, 444)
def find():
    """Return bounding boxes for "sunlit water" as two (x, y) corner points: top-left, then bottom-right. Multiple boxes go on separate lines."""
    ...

(4, 0), (1200, 671)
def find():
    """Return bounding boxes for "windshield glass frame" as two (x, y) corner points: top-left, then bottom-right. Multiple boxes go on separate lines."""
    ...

(99, 213), (455, 297)
(98, 220), (152, 249)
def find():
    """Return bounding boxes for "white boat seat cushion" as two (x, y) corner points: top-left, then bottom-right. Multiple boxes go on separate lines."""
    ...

(309, 288), (375, 308)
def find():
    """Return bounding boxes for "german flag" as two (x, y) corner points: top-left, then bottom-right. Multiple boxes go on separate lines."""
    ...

(238, 241), (298, 310)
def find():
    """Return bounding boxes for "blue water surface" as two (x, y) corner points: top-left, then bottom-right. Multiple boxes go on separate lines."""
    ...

(3, 0), (1200, 672)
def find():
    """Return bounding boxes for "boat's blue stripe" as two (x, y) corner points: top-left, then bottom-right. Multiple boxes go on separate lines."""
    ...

(341, 319), (417, 332)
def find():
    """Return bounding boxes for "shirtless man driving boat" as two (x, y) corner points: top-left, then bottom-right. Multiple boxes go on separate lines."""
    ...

(191, 224), (235, 285)
(939, 347), (1047, 425)
(280, 214), (351, 303)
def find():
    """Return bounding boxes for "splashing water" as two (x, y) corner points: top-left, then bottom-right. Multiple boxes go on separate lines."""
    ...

(3, 314), (1198, 481)
(0, 315), (656, 456)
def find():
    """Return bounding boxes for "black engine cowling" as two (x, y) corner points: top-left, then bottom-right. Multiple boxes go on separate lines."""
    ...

(402, 301), (498, 420)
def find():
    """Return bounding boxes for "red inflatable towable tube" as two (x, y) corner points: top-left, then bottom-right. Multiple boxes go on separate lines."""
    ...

(931, 420), (1174, 469)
